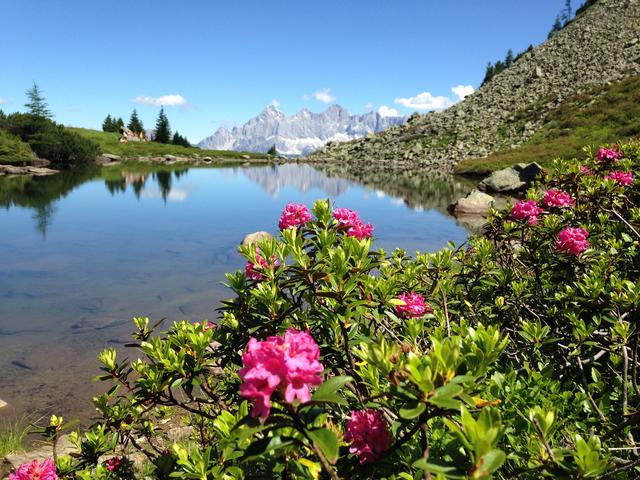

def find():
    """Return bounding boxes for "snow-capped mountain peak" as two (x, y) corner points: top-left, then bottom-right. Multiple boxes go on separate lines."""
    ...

(197, 104), (405, 156)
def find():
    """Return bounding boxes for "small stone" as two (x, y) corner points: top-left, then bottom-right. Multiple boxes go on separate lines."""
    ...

(449, 189), (496, 216)
(241, 231), (273, 246)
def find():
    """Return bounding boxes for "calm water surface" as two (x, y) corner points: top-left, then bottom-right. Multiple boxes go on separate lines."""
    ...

(0, 163), (474, 422)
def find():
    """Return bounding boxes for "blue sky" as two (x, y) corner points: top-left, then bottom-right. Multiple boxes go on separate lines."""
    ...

(0, 1), (569, 142)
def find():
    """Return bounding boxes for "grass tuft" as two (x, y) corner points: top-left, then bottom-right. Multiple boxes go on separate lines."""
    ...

(0, 416), (32, 456)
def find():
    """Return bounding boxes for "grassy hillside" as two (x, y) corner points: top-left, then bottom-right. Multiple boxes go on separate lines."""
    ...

(454, 75), (640, 175)
(69, 128), (272, 159)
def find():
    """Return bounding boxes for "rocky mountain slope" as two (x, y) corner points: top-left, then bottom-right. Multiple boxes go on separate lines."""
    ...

(308, 0), (640, 172)
(197, 105), (405, 156)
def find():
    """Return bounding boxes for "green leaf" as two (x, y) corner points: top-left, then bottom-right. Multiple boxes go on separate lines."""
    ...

(429, 383), (463, 410)
(311, 376), (352, 405)
(399, 399), (426, 420)
(413, 459), (457, 474)
(308, 428), (339, 463)
(476, 449), (506, 476)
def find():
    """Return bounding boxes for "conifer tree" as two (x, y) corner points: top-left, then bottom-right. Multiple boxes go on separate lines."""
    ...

(102, 115), (114, 132)
(172, 131), (190, 147)
(24, 82), (52, 118)
(154, 107), (171, 144)
(127, 109), (144, 134)
(115, 117), (125, 132)
(505, 49), (514, 68)
(267, 144), (277, 155)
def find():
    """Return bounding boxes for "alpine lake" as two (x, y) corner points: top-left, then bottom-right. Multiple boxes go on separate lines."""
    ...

(0, 162), (477, 423)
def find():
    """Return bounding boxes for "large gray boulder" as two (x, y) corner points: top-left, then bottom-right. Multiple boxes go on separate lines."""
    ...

(478, 163), (542, 193)
(449, 189), (496, 216)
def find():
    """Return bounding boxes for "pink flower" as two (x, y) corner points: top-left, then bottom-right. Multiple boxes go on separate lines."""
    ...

(105, 457), (123, 472)
(597, 147), (622, 162)
(606, 171), (633, 186)
(395, 292), (432, 318)
(580, 165), (594, 176)
(203, 321), (216, 331)
(332, 207), (374, 239)
(239, 328), (324, 418)
(245, 248), (279, 281)
(9, 459), (58, 480)
(347, 221), (374, 240)
(278, 203), (312, 230)
(345, 409), (391, 464)
(542, 188), (575, 208)
(332, 208), (360, 226)
(511, 200), (544, 225)
(556, 227), (589, 255)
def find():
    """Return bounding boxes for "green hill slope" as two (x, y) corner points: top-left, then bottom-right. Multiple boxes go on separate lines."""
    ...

(454, 75), (640, 175)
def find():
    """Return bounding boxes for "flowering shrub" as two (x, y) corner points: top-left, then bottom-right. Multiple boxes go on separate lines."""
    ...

(9, 459), (58, 480)
(606, 170), (634, 186)
(25, 141), (640, 479)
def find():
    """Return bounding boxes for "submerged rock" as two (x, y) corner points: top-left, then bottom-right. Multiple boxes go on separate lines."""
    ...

(0, 165), (59, 176)
(478, 163), (542, 193)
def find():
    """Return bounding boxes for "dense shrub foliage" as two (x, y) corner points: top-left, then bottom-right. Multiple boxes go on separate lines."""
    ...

(3, 113), (98, 167)
(20, 142), (640, 479)
(0, 129), (34, 163)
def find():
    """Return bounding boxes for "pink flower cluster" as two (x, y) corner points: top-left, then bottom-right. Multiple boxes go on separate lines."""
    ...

(580, 165), (594, 176)
(278, 203), (312, 230)
(395, 292), (432, 318)
(542, 188), (575, 208)
(345, 409), (391, 464)
(245, 248), (278, 281)
(511, 200), (544, 225)
(332, 208), (374, 239)
(239, 328), (324, 418)
(9, 459), (57, 480)
(606, 171), (633, 186)
(556, 227), (589, 255)
(105, 457), (123, 472)
(597, 147), (622, 162)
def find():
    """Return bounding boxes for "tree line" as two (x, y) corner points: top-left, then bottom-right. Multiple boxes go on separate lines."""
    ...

(102, 107), (190, 147)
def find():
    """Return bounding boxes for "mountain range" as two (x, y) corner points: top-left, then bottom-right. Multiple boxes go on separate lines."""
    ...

(197, 105), (406, 156)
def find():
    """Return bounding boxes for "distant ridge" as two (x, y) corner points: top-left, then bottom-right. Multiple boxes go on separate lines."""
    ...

(308, 0), (640, 171)
(197, 104), (406, 156)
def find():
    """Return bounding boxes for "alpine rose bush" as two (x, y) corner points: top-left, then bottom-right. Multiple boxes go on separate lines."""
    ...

(345, 409), (391, 464)
(511, 200), (543, 225)
(606, 170), (633, 186)
(9, 459), (58, 480)
(395, 292), (431, 318)
(238, 328), (324, 418)
(555, 226), (590, 255)
(42, 141), (640, 479)
(542, 188), (575, 208)
(278, 203), (312, 229)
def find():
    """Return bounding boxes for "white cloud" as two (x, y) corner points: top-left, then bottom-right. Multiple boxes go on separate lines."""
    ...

(270, 99), (280, 107)
(394, 91), (453, 111)
(0, 98), (7, 105)
(378, 105), (399, 117)
(305, 88), (336, 104)
(452, 85), (475, 100)
(132, 94), (188, 107)
(364, 102), (373, 110)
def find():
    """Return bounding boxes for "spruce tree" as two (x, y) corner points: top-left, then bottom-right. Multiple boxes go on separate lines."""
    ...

(102, 114), (114, 132)
(154, 107), (171, 143)
(115, 117), (125, 132)
(267, 144), (277, 155)
(548, 15), (563, 38)
(127, 109), (144, 134)
(24, 82), (53, 118)
(172, 131), (190, 147)
(505, 49), (514, 68)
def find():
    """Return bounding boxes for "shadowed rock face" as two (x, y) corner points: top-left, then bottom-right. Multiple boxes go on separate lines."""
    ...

(197, 104), (406, 156)
(309, 0), (640, 171)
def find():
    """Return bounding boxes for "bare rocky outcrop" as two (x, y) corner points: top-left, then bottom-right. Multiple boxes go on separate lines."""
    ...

(308, 0), (640, 171)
